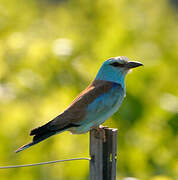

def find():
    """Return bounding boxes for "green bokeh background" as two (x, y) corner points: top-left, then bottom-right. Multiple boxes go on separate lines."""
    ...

(0, 0), (178, 179)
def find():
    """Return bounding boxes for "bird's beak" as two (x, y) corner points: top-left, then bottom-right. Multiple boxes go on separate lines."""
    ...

(126, 61), (143, 68)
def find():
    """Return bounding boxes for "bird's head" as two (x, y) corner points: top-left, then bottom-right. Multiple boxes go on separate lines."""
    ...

(103, 56), (143, 72)
(96, 56), (143, 85)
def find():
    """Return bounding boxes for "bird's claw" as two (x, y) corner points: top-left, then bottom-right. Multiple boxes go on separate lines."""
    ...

(91, 125), (108, 142)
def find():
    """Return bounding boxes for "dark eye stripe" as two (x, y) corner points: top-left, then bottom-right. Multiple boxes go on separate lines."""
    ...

(110, 62), (125, 67)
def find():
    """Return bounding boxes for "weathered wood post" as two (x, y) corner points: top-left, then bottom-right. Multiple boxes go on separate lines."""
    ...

(90, 127), (118, 180)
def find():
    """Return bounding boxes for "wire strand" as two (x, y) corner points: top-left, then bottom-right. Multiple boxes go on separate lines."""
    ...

(0, 158), (90, 169)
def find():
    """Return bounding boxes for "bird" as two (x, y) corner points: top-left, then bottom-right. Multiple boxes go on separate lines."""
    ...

(16, 56), (143, 153)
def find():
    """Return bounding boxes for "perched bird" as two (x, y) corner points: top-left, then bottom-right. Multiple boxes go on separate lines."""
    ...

(16, 56), (143, 153)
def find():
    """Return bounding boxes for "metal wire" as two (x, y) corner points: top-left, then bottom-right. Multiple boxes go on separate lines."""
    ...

(0, 158), (90, 169)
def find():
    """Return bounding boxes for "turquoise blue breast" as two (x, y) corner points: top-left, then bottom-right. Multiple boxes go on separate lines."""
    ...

(71, 82), (125, 134)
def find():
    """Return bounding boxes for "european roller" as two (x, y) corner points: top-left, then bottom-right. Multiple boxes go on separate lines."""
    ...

(16, 56), (143, 153)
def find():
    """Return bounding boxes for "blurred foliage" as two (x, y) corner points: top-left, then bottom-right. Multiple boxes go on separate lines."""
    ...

(0, 0), (178, 179)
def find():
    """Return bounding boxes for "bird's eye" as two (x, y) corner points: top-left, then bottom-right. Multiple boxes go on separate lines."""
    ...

(110, 62), (125, 67)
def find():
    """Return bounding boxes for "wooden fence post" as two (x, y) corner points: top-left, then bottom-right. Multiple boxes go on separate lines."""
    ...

(90, 127), (118, 180)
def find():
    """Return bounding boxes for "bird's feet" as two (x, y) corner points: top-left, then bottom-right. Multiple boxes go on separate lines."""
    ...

(91, 125), (108, 142)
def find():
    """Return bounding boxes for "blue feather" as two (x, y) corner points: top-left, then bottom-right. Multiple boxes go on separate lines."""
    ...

(73, 82), (124, 133)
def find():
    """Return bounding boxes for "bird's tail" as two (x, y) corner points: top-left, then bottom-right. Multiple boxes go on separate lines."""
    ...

(15, 121), (64, 153)
(15, 130), (57, 153)
(15, 121), (79, 153)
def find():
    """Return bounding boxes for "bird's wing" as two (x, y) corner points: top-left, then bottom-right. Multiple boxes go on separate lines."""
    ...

(76, 81), (124, 126)
(47, 79), (123, 129)
(29, 80), (114, 134)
